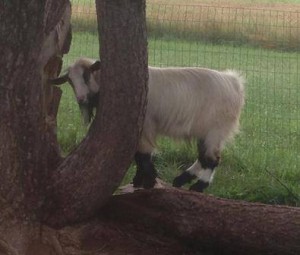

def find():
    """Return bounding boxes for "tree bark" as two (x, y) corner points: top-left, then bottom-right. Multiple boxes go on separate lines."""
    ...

(0, 0), (71, 220)
(101, 188), (300, 255)
(43, 0), (148, 228)
(0, 0), (71, 253)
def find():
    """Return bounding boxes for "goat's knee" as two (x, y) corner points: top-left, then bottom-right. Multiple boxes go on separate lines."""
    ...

(134, 152), (157, 189)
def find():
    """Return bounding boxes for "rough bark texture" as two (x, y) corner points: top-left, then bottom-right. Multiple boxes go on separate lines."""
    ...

(0, 0), (71, 219)
(0, 0), (71, 253)
(43, 0), (148, 228)
(2, 188), (300, 255)
(100, 188), (300, 255)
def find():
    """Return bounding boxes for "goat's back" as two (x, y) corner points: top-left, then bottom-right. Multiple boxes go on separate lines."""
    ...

(144, 66), (245, 140)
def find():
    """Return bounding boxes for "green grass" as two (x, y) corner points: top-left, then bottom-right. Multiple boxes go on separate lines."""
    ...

(58, 6), (300, 207)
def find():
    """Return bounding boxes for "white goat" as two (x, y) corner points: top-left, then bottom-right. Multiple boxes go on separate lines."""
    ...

(50, 57), (245, 192)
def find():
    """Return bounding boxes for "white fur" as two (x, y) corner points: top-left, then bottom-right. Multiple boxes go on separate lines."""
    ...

(139, 66), (245, 156)
(187, 161), (215, 183)
(67, 58), (245, 155)
(65, 58), (245, 184)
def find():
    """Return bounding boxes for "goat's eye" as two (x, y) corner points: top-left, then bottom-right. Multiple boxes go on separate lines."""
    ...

(83, 70), (90, 84)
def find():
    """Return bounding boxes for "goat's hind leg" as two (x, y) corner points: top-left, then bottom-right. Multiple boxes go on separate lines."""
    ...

(173, 138), (220, 192)
(133, 152), (157, 189)
(172, 162), (197, 188)
(189, 139), (220, 192)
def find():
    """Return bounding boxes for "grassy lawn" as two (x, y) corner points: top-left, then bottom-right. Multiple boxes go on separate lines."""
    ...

(60, 1), (300, 206)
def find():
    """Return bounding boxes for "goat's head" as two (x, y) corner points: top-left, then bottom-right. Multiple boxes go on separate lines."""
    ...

(49, 58), (101, 125)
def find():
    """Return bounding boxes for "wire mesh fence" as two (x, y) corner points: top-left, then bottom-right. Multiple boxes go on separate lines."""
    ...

(65, 0), (300, 204)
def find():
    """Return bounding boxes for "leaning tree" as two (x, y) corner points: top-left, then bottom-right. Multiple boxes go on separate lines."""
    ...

(0, 0), (299, 254)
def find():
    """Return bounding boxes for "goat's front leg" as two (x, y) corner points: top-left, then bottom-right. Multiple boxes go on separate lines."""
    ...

(133, 152), (157, 189)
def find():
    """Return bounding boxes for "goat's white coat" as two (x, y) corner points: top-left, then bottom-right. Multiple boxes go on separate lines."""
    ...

(187, 161), (215, 183)
(64, 58), (245, 185)
(139, 66), (245, 156)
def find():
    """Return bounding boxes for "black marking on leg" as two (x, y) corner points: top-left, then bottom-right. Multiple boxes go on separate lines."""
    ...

(142, 168), (157, 189)
(197, 139), (220, 169)
(173, 172), (196, 187)
(189, 180), (209, 192)
(134, 152), (157, 189)
(132, 168), (144, 188)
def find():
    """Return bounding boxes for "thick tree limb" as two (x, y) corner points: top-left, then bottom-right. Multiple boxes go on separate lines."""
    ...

(44, 0), (148, 228)
(101, 188), (300, 255)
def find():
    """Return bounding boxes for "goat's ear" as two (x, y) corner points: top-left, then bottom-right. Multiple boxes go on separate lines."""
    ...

(89, 61), (101, 72)
(48, 73), (69, 85)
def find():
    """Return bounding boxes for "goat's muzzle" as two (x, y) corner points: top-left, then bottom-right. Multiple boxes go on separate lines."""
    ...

(78, 92), (99, 125)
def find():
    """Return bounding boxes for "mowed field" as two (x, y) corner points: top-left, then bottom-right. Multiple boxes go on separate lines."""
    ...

(59, 0), (300, 206)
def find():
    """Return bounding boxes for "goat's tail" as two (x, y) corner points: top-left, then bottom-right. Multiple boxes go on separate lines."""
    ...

(224, 69), (246, 97)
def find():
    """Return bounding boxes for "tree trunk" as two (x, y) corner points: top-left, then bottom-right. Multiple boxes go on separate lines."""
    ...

(101, 188), (300, 255)
(0, 0), (71, 219)
(43, 0), (148, 228)
(0, 0), (72, 253)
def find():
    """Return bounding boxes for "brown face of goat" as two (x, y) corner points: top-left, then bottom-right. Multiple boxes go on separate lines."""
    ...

(48, 60), (101, 125)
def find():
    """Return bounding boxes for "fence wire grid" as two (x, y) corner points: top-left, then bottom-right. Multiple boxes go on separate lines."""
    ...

(66, 0), (300, 203)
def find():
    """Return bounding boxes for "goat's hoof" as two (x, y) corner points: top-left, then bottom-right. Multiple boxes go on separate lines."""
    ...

(173, 172), (196, 187)
(189, 180), (209, 192)
(142, 178), (157, 189)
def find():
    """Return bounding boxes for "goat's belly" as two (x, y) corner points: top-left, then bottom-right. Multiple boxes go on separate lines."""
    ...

(156, 116), (205, 140)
